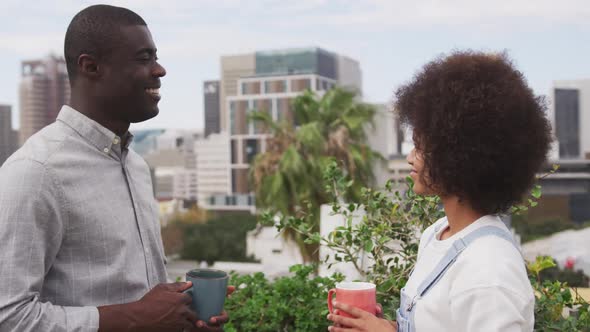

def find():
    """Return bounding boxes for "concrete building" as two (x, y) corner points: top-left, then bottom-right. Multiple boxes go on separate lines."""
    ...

(172, 169), (198, 201)
(204, 80), (220, 137)
(153, 167), (176, 200)
(0, 105), (18, 165)
(552, 79), (590, 160)
(151, 167), (198, 202)
(137, 129), (202, 201)
(222, 47), (362, 207)
(19, 55), (70, 144)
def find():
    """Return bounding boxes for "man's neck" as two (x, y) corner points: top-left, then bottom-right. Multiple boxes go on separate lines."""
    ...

(69, 95), (130, 137)
(440, 196), (484, 240)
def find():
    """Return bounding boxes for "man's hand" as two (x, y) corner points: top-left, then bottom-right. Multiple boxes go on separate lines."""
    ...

(98, 282), (196, 332)
(327, 301), (397, 332)
(191, 285), (236, 332)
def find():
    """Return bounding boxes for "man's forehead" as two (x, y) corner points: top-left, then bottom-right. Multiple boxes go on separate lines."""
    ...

(117, 25), (155, 48)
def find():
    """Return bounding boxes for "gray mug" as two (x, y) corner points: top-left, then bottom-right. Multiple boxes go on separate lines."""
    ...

(184, 268), (229, 323)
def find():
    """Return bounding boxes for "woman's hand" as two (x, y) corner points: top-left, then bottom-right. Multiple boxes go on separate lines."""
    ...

(327, 301), (397, 332)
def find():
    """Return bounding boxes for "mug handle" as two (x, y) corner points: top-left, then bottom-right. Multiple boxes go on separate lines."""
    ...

(327, 288), (336, 314)
(183, 288), (193, 301)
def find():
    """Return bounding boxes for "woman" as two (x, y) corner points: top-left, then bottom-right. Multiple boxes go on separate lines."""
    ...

(327, 51), (551, 331)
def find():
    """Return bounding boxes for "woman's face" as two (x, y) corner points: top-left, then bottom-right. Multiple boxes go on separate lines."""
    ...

(406, 147), (435, 196)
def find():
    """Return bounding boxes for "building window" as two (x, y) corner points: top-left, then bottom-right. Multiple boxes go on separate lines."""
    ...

(176, 137), (184, 148)
(276, 98), (294, 125)
(242, 81), (261, 95)
(230, 100), (248, 135)
(253, 99), (272, 134)
(555, 88), (580, 158)
(231, 139), (239, 164)
(231, 168), (249, 194)
(244, 139), (259, 164)
(291, 78), (311, 92)
(264, 80), (287, 93)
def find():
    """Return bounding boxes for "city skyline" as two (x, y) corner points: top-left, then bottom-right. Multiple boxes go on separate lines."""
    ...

(0, 0), (589, 132)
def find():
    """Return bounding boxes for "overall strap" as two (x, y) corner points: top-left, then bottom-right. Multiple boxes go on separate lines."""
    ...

(415, 226), (518, 298)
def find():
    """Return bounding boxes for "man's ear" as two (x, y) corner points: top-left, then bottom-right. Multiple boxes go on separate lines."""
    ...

(77, 54), (100, 79)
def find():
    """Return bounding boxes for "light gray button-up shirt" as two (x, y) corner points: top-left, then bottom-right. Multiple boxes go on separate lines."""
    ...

(0, 106), (168, 332)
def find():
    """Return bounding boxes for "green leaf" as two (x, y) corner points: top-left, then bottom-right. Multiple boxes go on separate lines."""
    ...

(528, 256), (557, 275)
(532, 185), (542, 199)
(364, 241), (374, 253)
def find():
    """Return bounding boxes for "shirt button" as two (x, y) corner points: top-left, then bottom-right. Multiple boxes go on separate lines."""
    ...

(113, 137), (120, 145)
(103, 147), (109, 153)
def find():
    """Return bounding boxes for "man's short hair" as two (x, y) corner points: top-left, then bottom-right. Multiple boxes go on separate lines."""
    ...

(64, 5), (147, 83)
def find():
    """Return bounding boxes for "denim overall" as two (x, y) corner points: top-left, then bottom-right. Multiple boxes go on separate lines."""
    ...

(395, 225), (520, 332)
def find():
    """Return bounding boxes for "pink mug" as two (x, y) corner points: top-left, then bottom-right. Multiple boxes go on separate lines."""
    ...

(327, 281), (377, 318)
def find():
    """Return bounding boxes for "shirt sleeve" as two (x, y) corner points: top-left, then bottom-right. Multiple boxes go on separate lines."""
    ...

(450, 285), (531, 332)
(0, 159), (99, 332)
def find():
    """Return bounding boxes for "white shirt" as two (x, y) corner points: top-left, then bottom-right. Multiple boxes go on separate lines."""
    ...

(404, 215), (535, 332)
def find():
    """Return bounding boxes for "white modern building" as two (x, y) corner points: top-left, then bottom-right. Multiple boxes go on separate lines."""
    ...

(194, 132), (234, 209)
(173, 169), (198, 201)
(215, 47), (363, 212)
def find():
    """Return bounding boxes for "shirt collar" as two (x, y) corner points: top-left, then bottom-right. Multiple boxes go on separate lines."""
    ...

(56, 105), (134, 154)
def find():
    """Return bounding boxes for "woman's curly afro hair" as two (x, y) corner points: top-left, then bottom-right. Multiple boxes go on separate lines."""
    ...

(395, 50), (552, 215)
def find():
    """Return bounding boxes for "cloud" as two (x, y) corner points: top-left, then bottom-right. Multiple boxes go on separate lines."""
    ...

(265, 0), (590, 29)
(0, 32), (64, 57)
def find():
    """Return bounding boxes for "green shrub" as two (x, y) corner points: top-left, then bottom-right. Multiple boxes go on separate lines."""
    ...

(528, 256), (590, 331)
(180, 213), (259, 265)
(512, 215), (581, 243)
(224, 265), (343, 332)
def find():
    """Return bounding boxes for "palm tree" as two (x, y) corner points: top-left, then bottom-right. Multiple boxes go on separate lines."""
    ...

(249, 87), (383, 262)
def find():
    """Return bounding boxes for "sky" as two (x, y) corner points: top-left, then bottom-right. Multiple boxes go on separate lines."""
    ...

(0, 0), (589, 132)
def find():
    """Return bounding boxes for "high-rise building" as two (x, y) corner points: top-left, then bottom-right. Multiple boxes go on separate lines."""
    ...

(552, 79), (590, 160)
(219, 47), (362, 209)
(0, 105), (18, 165)
(204, 80), (220, 137)
(203, 47), (363, 211)
(19, 55), (70, 145)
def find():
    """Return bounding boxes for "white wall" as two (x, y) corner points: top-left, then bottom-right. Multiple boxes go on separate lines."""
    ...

(246, 226), (303, 277)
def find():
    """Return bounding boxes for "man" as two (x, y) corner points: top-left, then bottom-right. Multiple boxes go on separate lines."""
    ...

(0, 5), (232, 332)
